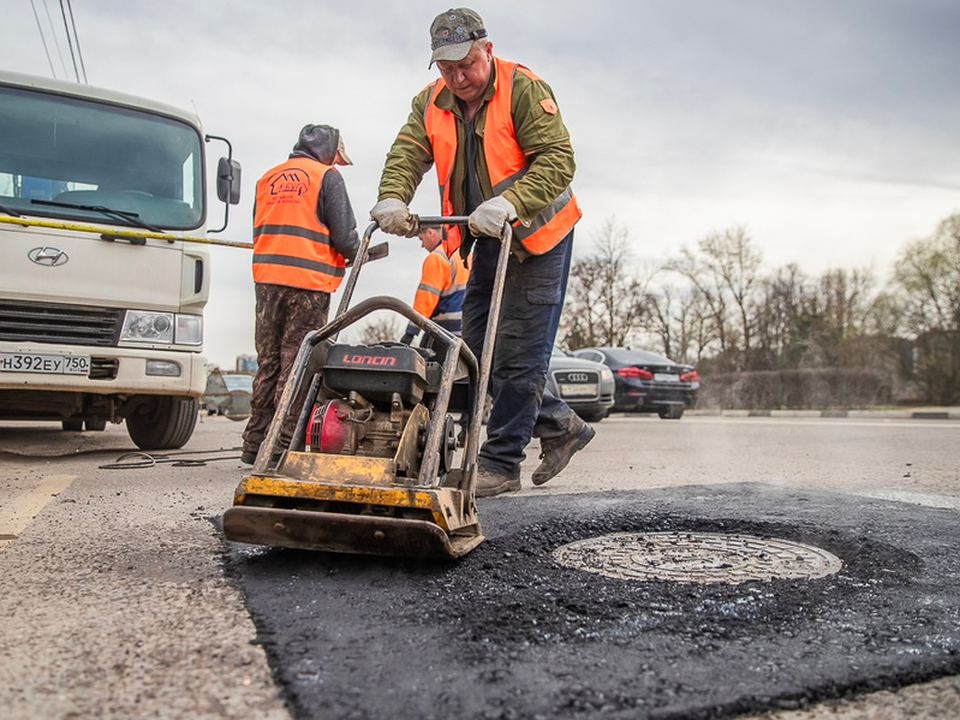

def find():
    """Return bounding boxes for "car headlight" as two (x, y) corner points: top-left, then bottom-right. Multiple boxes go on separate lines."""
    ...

(121, 311), (203, 346)
(600, 367), (614, 382)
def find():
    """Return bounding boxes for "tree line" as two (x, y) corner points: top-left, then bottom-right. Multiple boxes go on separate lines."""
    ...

(560, 214), (960, 407)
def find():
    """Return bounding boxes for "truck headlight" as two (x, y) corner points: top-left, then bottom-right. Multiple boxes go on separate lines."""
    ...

(121, 311), (174, 344)
(121, 311), (203, 346)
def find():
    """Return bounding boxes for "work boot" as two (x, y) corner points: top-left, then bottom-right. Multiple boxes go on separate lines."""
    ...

(532, 423), (596, 486)
(240, 449), (258, 465)
(475, 467), (521, 498)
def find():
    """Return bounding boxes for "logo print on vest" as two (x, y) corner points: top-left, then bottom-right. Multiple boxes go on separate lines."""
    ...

(268, 169), (310, 196)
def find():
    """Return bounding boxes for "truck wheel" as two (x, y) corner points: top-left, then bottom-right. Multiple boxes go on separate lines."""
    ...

(126, 395), (199, 450)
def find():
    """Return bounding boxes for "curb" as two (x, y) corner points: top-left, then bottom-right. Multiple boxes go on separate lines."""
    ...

(687, 408), (960, 420)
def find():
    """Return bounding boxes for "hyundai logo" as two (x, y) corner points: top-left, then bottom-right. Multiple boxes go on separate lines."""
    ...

(28, 246), (69, 267)
(566, 372), (590, 383)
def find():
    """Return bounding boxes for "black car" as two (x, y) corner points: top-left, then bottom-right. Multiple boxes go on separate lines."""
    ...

(572, 347), (699, 419)
(546, 346), (616, 422)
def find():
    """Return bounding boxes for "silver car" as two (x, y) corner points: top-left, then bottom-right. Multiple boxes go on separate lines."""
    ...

(546, 346), (615, 422)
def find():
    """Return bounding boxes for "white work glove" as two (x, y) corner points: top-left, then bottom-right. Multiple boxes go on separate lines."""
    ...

(468, 196), (517, 238)
(370, 199), (419, 237)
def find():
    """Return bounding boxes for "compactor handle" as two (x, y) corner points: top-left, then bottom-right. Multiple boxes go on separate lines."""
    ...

(416, 215), (470, 228)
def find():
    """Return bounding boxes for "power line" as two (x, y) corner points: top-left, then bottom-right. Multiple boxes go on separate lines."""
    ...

(29, 0), (57, 78)
(39, 0), (70, 79)
(64, 0), (87, 83)
(59, 0), (80, 83)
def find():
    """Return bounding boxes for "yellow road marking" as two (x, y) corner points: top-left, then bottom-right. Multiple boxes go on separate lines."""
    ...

(0, 474), (76, 551)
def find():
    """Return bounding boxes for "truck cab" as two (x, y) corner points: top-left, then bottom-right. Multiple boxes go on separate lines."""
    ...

(0, 71), (240, 449)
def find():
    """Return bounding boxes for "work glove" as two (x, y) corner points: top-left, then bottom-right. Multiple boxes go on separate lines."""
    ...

(370, 199), (419, 237)
(468, 196), (517, 238)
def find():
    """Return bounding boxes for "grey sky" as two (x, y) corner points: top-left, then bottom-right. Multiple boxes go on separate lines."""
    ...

(3, 1), (958, 367)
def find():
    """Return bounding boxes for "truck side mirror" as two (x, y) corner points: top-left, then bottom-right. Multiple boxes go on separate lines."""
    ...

(217, 157), (241, 205)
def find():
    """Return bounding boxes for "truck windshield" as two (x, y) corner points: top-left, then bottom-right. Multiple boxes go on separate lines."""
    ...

(0, 84), (203, 230)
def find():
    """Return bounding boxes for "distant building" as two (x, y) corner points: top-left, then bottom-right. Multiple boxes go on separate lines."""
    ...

(236, 354), (258, 374)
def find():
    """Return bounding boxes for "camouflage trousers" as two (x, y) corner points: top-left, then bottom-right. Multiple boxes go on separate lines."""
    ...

(242, 283), (331, 454)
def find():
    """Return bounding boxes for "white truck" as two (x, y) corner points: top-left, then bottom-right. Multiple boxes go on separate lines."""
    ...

(0, 70), (241, 450)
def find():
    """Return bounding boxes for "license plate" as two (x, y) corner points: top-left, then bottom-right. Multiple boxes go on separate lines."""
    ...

(654, 373), (679, 383)
(0, 352), (90, 375)
(560, 382), (598, 397)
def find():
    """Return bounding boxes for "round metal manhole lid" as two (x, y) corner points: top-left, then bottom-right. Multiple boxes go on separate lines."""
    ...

(553, 532), (843, 584)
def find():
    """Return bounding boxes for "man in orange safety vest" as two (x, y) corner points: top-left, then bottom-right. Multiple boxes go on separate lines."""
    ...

(400, 225), (469, 350)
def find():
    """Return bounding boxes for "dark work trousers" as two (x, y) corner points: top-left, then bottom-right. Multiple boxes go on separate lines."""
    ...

(242, 283), (331, 454)
(460, 230), (582, 477)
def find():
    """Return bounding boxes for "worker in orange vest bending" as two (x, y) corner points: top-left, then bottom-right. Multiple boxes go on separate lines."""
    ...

(401, 225), (469, 350)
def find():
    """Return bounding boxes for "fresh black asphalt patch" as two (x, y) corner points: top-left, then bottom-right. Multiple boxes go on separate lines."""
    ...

(223, 483), (960, 719)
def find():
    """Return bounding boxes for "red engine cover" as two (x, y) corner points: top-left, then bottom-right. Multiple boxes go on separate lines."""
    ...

(307, 400), (357, 454)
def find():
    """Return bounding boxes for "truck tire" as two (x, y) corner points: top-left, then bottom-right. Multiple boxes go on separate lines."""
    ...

(126, 395), (199, 450)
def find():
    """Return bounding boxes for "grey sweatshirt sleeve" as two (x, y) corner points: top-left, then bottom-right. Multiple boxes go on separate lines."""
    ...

(318, 169), (360, 263)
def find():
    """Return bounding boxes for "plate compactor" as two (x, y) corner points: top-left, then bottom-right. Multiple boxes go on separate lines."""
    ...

(222, 218), (510, 559)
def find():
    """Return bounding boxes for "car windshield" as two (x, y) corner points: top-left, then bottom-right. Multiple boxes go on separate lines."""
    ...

(223, 374), (253, 392)
(0, 83), (203, 230)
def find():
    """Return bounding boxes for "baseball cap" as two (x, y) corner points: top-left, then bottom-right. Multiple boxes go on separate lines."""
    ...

(429, 8), (487, 67)
(335, 133), (353, 166)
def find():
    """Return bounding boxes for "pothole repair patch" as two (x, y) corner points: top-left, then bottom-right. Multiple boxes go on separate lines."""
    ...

(554, 531), (843, 584)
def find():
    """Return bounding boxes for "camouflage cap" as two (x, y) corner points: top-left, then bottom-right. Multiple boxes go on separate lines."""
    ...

(429, 8), (487, 67)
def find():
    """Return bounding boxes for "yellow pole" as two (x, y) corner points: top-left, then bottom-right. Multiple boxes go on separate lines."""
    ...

(0, 215), (253, 249)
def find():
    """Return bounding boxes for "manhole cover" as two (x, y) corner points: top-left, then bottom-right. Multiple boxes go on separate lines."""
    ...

(553, 532), (843, 584)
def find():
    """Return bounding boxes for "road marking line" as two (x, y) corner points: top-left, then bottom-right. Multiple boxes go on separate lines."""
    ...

(0, 474), (76, 551)
(855, 490), (960, 511)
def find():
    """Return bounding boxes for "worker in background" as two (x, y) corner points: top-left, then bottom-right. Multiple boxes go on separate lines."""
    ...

(370, 8), (593, 497)
(241, 124), (359, 465)
(400, 225), (469, 350)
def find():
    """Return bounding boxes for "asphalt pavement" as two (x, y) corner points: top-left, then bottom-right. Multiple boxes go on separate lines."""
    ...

(2, 409), (959, 719)
(227, 482), (960, 720)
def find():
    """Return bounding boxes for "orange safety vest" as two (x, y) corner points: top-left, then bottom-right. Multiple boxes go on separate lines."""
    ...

(412, 246), (469, 332)
(252, 158), (346, 292)
(423, 56), (582, 256)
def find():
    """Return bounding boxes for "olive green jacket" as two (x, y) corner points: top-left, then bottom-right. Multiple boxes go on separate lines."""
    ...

(377, 56), (577, 236)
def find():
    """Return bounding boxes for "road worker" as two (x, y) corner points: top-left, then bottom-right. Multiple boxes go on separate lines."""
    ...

(401, 225), (469, 350)
(242, 124), (359, 465)
(370, 8), (593, 496)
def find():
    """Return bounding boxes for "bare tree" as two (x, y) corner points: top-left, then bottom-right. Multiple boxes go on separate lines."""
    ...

(665, 226), (762, 371)
(644, 283), (711, 364)
(359, 314), (401, 344)
(561, 218), (652, 349)
(753, 263), (812, 369)
(890, 213), (960, 403)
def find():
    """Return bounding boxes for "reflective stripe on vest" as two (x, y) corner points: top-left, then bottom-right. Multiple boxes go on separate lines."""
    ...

(411, 246), (468, 334)
(423, 56), (581, 255)
(253, 158), (346, 291)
